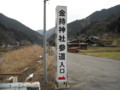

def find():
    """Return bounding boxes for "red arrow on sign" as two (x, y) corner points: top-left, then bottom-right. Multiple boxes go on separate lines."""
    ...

(58, 76), (66, 80)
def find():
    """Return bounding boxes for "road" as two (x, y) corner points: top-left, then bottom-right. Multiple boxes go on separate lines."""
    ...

(66, 53), (120, 90)
(52, 47), (120, 90)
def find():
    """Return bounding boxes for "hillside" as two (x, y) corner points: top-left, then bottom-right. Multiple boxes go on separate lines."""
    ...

(68, 4), (120, 38)
(81, 15), (120, 35)
(0, 13), (43, 46)
(37, 30), (43, 36)
(47, 4), (120, 45)
(37, 27), (55, 39)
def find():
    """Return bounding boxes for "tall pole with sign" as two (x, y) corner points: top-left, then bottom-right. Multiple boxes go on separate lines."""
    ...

(56, 6), (67, 85)
(43, 0), (48, 84)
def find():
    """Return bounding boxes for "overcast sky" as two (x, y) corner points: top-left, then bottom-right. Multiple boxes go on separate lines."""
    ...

(0, 0), (120, 31)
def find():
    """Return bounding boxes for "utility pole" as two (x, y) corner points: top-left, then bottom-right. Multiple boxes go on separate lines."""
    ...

(43, 0), (48, 84)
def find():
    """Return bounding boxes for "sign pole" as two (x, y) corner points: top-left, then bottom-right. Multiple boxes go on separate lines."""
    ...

(43, 0), (48, 84)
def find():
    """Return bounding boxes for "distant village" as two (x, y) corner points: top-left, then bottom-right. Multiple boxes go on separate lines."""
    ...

(67, 34), (120, 52)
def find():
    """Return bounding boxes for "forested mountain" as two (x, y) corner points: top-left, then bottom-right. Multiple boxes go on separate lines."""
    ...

(67, 4), (120, 38)
(48, 4), (120, 45)
(37, 27), (55, 39)
(0, 13), (43, 46)
(46, 27), (55, 39)
(37, 30), (43, 36)
(80, 15), (120, 35)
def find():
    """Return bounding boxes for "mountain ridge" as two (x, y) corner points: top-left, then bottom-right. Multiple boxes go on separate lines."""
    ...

(0, 13), (43, 46)
(47, 4), (120, 45)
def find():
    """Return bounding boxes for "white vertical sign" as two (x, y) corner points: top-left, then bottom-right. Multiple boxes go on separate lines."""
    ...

(56, 6), (67, 82)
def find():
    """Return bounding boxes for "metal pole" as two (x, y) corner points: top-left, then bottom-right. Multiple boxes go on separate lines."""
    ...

(79, 29), (80, 50)
(43, 0), (48, 83)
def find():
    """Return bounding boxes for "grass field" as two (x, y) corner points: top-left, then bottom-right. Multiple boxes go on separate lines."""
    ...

(0, 46), (55, 90)
(80, 47), (120, 60)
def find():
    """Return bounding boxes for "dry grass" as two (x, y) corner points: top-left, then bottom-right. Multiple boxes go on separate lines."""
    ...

(0, 45), (43, 73)
(0, 45), (55, 90)
(86, 52), (120, 60)
(80, 47), (120, 60)
(86, 47), (120, 53)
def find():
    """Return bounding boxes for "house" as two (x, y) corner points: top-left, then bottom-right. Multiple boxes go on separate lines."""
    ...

(84, 36), (108, 47)
(67, 39), (87, 52)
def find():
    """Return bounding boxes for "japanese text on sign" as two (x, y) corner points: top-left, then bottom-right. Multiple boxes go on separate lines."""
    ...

(56, 6), (67, 82)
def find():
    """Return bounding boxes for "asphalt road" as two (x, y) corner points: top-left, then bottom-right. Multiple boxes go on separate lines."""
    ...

(64, 53), (120, 90)
(52, 47), (120, 90)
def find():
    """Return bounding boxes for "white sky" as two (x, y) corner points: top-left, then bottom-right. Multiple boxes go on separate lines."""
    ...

(0, 0), (120, 31)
